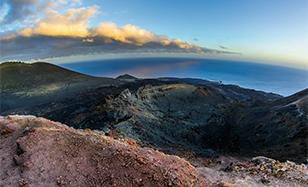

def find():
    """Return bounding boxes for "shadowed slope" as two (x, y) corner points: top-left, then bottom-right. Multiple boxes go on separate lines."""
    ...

(0, 62), (117, 91)
(0, 62), (121, 111)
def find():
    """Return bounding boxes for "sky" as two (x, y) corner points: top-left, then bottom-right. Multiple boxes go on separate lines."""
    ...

(0, 0), (307, 69)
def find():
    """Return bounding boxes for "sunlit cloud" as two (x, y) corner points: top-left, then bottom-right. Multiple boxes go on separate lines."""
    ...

(19, 6), (97, 37)
(95, 22), (156, 45)
(6, 7), (200, 50)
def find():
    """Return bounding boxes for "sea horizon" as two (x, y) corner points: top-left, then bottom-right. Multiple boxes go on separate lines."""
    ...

(59, 57), (308, 96)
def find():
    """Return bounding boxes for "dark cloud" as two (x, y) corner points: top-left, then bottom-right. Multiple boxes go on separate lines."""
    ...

(0, 35), (237, 61)
(219, 45), (228, 49)
(1, 0), (40, 24)
(0, 0), (77, 25)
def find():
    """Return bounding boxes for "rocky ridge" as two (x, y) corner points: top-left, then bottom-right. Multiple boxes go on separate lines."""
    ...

(0, 115), (207, 187)
(1, 115), (307, 187)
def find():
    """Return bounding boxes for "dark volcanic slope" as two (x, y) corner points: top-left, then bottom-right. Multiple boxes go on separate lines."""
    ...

(0, 62), (121, 111)
(226, 88), (308, 162)
(0, 62), (121, 91)
(1, 62), (90, 91)
(1, 62), (307, 163)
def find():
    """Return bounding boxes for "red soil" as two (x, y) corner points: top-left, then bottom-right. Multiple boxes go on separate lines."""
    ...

(0, 115), (207, 187)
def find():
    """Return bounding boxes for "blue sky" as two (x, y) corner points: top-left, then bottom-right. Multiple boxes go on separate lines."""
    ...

(0, 0), (307, 69)
(89, 0), (308, 66)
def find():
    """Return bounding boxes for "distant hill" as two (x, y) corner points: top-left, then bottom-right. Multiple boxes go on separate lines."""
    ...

(0, 62), (95, 91)
(0, 62), (120, 111)
(116, 74), (138, 80)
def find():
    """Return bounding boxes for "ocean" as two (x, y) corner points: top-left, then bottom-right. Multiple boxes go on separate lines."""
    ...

(60, 58), (308, 96)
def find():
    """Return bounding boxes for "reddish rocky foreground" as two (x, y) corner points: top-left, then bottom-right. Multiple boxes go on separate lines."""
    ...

(0, 115), (207, 187)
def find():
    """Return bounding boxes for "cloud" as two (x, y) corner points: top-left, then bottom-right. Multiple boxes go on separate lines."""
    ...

(19, 6), (97, 37)
(0, 30), (236, 61)
(95, 22), (156, 45)
(2, 5), (203, 51)
(82, 38), (94, 43)
(94, 22), (198, 49)
(219, 45), (228, 49)
(0, 1), (238, 61)
(13, 9), (197, 50)
(0, 0), (82, 26)
(1, 0), (38, 24)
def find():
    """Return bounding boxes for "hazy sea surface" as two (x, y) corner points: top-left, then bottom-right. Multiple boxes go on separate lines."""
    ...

(60, 58), (308, 96)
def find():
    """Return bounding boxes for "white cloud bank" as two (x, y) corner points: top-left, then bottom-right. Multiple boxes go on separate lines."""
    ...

(0, 1), (235, 61)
